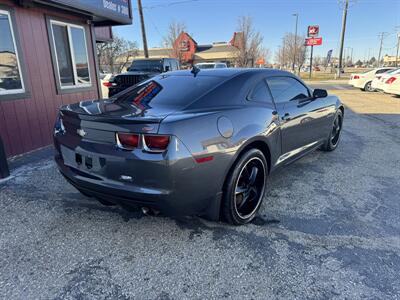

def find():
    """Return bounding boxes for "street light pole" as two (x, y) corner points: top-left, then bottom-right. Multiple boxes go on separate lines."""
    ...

(292, 13), (298, 73)
(337, 0), (349, 78)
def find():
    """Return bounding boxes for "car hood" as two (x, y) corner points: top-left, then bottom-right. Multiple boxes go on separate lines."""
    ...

(60, 98), (177, 124)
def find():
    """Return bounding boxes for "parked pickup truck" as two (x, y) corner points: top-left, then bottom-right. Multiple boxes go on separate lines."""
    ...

(108, 58), (180, 97)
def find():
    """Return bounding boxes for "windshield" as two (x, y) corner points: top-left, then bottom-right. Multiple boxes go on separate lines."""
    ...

(196, 64), (216, 69)
(129, 60), (163, 72)
(387, 68), (400, 75)
(116, 75), (222, 108)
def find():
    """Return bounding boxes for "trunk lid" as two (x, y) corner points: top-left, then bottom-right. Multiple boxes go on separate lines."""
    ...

(59, 97), (178, 144)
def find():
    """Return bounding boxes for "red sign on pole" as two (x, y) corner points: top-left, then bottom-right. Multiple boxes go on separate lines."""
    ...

(308, 25), (319, 37)
(305, 37), (322, 46)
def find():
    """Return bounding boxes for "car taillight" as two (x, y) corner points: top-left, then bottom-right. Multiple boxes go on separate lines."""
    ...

(353, 75), (360, 79)
(386, 77), (396, 84)
(116, 133), (139, 149)
(103, 81), (112, 87)
(144, 135), (170, 151)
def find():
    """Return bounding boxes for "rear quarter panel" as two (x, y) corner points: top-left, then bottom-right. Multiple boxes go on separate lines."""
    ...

(158, 104), (280, 198)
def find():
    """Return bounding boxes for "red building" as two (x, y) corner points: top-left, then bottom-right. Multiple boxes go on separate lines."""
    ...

(135, 31), (243, 67)
(0, 0), (132, 160)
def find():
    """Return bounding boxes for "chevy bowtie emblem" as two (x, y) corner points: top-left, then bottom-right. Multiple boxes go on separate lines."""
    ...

(77, 129), (87, 137)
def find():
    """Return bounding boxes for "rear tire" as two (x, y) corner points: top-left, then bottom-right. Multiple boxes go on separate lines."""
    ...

(222, 149), (267, 225)
(321, 110), (343, 152)
(364, 81), (374, 92)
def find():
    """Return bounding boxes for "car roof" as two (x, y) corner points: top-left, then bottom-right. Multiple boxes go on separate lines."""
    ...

(166, 68), (293, 78)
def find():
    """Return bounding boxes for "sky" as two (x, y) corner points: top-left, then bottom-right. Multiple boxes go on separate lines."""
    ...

(113, 0), (400, 63)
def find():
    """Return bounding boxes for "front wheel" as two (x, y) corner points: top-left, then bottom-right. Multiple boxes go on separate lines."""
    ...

(222, 149), (267, 225)
(321, 110), (343, 151)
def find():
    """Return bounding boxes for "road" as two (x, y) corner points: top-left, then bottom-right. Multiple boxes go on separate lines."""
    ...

(1, 88), (399, 299)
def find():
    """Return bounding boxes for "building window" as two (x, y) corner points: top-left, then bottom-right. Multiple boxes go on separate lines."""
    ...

(0, 9), (25, 95)
(50, 20), (91, 89)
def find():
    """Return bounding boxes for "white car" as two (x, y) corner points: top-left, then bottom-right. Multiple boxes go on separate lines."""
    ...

(382, 73), (400, 96)
(195, 62), (227, 69)
(371, 68), (400, 91)
(100, 73), (113, 98)
(348, 67), (395, 92)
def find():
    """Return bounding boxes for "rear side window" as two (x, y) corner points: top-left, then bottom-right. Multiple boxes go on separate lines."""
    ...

(266, 77), (310, 103)
(116, 75), (222, 107)
(376, 68), (392, 74)
(247, 80), (273, 103)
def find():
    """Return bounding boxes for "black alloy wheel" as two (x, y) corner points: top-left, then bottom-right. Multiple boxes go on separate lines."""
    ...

(222, 149), (267, 225)
(321, 110), (343, 151)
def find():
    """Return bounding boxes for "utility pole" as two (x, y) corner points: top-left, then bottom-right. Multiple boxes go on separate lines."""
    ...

(350, 47), (353, 64)
(337, 0), (349, 78)
(377, 32), (386, 67)
(292, 13), (299, 73)
(395, 32), (400, 67)
(137, 0), (149, 58)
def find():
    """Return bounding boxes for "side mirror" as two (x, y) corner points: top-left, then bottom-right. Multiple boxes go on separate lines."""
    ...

(164, 66), (170, 72)
(313, 89), (328, 98)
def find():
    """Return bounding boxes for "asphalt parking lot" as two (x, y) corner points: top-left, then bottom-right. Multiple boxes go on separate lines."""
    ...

(1, 87), (400, 299)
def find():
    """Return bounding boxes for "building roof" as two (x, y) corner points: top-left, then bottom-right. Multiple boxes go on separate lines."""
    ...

(136, 48), (171, 58)
(195, 43), (238, 61)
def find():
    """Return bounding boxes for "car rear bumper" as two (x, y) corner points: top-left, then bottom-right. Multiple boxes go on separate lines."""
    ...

(53, 136), (223, 220)
(349, 79), (366, 88)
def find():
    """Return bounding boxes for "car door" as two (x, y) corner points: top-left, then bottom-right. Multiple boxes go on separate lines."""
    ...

(266, 76), (326, 158)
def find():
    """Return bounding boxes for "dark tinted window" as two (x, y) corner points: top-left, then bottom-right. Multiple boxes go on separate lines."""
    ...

(266, 77), (309, 103)
(117, 75), (222, 107)
(129, 60), (163, 72)
(247, 80), (273, 103)
(376, 68), (392, 74)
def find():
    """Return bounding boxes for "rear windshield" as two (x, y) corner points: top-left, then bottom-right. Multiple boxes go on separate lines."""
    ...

(129, 60), (163, 72)
(115, 75), (223, 107)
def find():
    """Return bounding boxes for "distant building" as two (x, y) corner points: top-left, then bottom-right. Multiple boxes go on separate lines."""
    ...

(124, 32), (241, 68)
(383, 55), (400, 66)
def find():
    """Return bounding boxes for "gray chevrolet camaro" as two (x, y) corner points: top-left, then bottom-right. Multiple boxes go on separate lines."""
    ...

(54, 68), (344, 225)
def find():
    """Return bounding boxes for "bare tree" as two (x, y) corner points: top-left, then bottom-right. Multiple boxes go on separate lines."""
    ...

(233, 16), (264, 67)
(97, 35), (138, 74)
(162, 20), (187, 63)
(313, 55), (322, 66)
(275, 33), (307, 71)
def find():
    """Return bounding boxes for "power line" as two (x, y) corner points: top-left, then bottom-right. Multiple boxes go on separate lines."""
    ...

(133, 0), (200, 10)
